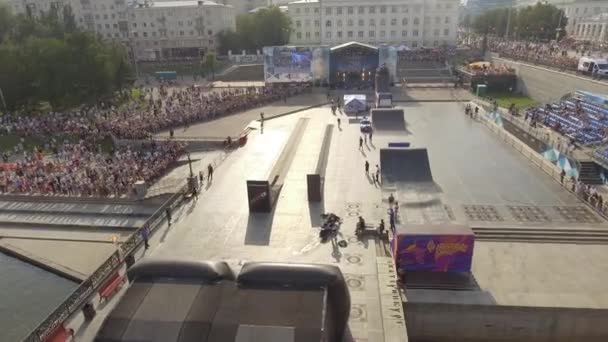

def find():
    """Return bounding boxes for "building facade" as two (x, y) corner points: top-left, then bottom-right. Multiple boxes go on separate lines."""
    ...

(559, 0), (608, 40)
(127, 1), (236, 60)
(217, 0), (268, 14)
(570, 12), (608, 43)
(465, 0), (515, 18)
(287, 0), (460, 48)
(5, 0), (236, 60)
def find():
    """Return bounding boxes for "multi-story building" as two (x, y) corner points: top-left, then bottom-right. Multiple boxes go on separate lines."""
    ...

(558, 0), (608, 40)
(570, 12), (608, 42)
(5, 0), (71, 16)
(465, 0), (515, 18)
(4, 0), (236, 60)
(217, 0), (268, 15)
(127, 0), (236, 60)
(287, 0), (460, 48)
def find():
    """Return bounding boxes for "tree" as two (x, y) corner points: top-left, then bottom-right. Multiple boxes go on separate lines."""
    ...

(218, 6), (291, 54)
(201, 53), (219, 80)
(62, 5), (77, 32)
(0, 7), (133, 110)
(472, 3), (567, 41)
(0, 4), (13, 43)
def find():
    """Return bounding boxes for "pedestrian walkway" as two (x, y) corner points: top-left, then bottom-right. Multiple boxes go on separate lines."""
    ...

(154, 92), (326, 139)
(146, 151), (226, 198)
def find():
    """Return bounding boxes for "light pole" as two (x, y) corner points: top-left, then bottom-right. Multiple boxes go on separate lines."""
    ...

(505, 6), (512, 39)
(319, 0), (323, 45)
(556, 7), (564, 41)
(0, 88), (6, 111)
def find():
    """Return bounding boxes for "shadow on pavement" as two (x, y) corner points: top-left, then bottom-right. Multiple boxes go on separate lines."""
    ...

(308, 200), (325, 228)
(244, 211), (275, 246)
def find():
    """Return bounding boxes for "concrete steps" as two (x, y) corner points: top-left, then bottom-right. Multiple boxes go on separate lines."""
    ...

(0, 211), (145, 230)
(473, 227), (608, 244)
(0, 200), (156, 217)
(579, 161), (603, 185)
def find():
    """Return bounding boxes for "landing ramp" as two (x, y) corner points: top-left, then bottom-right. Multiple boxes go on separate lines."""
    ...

(371, 109), (406, 132)
(380, 148), (433, 185)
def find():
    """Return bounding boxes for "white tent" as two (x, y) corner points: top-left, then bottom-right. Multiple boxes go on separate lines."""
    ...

(344, 95), (366, 114)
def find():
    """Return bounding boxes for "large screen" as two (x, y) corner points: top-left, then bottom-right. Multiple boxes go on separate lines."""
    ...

(264, 46), (313, 83)
(264, 46), (330, 83)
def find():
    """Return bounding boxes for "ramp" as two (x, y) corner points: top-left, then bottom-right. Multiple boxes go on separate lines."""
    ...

(371, 108), (406, 132)
(380, 148), (433, 185)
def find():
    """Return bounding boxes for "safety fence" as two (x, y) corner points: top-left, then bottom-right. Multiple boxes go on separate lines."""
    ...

(495, 53), (608, 85)
(474, 99), (608, 220)
(22, 147), (232, 342)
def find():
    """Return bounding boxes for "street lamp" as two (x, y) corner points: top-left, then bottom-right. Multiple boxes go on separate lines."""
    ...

(0, 88), (7, 111)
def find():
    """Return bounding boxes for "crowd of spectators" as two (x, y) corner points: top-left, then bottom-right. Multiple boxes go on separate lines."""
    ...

(0, 84), (309, 196)
(107, 85), (309, 139)
(0, 141), (185, 197)
(461, 62), (515, 76)
(572, 180), (607, 214)
(524, 97), (608, 145)
(461, 35), (608, 72)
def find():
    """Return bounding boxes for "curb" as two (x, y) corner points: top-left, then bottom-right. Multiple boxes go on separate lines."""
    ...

(0, 220), (139, 231)
(0, 208), (152, 218)
(262, 101), (330, 122)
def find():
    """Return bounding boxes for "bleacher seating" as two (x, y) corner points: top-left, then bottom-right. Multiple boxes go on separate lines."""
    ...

(594, 147), (608, 164)
(527, 97), (608, 146)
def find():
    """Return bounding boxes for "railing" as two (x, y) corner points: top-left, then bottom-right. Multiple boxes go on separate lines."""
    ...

(471, 99), (608, 220)
(22, 147), (232, 342)
(473, 95), (582, 167)
(494, 52), (608, 84)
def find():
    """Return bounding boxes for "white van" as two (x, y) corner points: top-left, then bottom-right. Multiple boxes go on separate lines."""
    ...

(578, 57), (608, 78)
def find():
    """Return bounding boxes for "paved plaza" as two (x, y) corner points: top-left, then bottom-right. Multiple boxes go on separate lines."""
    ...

(6, 93), (604, 342)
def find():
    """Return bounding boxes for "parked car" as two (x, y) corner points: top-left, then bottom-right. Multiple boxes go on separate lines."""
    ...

(578, 57), (608, 78)
(360, 117), (372, 133)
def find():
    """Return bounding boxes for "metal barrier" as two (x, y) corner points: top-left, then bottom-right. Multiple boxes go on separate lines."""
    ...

(22, 148), (231, 342)
(495, 53), (608, 85)
(473, 100), (608, 220)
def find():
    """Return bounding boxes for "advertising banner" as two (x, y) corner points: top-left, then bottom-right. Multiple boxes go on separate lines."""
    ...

(394, 234), (474, 273)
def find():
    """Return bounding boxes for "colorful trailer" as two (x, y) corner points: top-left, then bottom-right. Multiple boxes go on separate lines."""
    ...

(392, 224), (474, 273)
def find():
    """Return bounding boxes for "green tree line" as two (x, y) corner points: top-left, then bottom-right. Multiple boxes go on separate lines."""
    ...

(217, 6), (291, 55)
(466, 3), (567, 41)
(0, 3), (132, 111)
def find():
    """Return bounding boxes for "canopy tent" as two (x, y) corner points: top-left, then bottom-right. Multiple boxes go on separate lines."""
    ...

(542, 148), (561, 162)
(343, 94), (367, 114)
(556, 155), (579, 178)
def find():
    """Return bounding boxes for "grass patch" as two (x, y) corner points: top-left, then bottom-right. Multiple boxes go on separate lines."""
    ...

(485, 91), (538, 110)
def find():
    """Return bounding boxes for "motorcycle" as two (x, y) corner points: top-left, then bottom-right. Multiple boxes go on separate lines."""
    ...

(320, 213), (342, 231)
(319, 213), (342, 242)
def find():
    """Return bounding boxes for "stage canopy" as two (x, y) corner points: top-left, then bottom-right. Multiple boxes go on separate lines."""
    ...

(330, 41), (378, 53)
(344, 94), (366, 113)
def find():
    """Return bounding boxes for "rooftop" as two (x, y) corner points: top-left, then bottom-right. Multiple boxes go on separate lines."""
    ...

(131, 0), (230, 9)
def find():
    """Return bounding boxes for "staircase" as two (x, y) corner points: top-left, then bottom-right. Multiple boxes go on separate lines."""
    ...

(397, 60), (454, 84)
(579, 160), (603, 185)
(473, 227), (608, 244)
